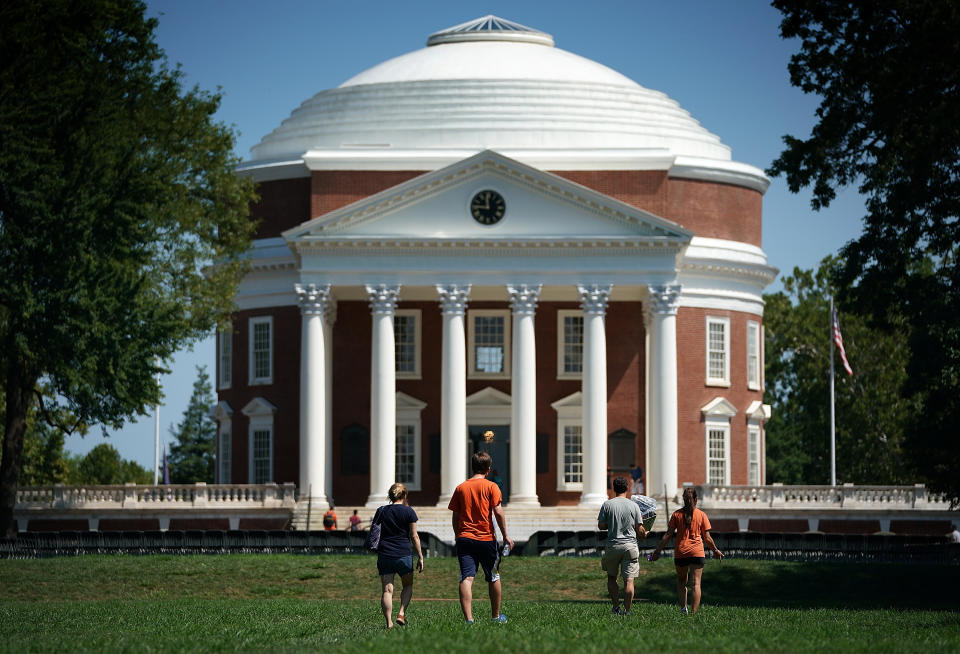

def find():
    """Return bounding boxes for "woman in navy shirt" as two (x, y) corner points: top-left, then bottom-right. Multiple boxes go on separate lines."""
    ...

(374, 483), (423, 628)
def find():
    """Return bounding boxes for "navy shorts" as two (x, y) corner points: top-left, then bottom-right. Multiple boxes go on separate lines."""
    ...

(377, 554), (414, 576)
(674, 556), (706, 567)
(456, 538), (500, 582)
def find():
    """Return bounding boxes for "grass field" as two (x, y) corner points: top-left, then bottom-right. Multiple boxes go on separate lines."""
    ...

(1, 554), (957, 653)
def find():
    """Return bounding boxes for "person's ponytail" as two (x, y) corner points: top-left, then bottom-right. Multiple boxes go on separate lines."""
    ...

(681, 486), (697, 528)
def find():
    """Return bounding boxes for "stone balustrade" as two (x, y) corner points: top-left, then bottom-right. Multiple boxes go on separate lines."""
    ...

(698, 483), (950, 511)
(16, 482), (297, 511)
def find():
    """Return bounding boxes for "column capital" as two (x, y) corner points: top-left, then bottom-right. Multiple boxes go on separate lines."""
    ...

(507, 284), (542, 316)
(577, 284), (613, 316)
(366, 284), (401, 315)
(436, 284), (471, 316)
(295, 283), (331, 316)
(648, 284), (682, 316)
(323, 297), (337, 326)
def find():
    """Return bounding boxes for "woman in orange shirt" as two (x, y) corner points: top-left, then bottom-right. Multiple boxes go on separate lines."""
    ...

(650, 487), (723, 614)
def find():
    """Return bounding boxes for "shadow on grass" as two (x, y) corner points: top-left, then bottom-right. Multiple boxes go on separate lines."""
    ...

(632, 559), (960, 611)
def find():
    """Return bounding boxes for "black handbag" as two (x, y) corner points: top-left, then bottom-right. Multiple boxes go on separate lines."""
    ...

(365, 507), (383, 552)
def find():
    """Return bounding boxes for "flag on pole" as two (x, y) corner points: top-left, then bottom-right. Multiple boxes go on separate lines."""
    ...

(832, 308), (853, 376)
(162, 447), (170, 485)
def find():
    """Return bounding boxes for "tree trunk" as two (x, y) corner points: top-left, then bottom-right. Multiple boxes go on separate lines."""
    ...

(1, 368), (34, 540)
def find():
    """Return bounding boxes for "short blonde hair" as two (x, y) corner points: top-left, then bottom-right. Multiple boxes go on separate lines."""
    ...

(388, 483), (408, 502)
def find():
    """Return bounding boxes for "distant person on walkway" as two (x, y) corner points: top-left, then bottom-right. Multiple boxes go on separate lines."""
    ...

(373, 483), (423, 629)
(448, 449), (514, 624)
(950, 524), (960, 543)
(597, 476), (647, 616)
(650, 486), (723, 614)
(322, 503), (338, 531)
(349, 509), (361, 532)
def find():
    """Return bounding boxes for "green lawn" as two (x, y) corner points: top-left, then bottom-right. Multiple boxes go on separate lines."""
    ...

(0, 554), (956, 653)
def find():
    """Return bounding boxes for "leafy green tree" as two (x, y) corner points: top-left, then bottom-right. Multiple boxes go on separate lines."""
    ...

(769, 1), (960, 502)
(75, 443), (151, 485)
(0, 1), (256, 536)
(764, 259), (918, 485)
(168, 366), (216, 483)
(0, 386), (83, 486)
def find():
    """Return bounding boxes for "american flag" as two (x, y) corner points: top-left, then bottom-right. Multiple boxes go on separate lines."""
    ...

(832, 309), (853, 376)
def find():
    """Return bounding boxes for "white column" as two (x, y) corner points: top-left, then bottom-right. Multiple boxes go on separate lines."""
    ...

(323, 299), (336, 504)
(365, 284), (401, 507)
(507, 284), (541, 507)
(578, 284), (612, 507)
(295, 283), (330, 507)
(436, 284), (471, 506)
(647, 284), (681, 500)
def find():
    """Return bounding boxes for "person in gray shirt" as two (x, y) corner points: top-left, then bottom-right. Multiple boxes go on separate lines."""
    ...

(597, 476), (648, 615)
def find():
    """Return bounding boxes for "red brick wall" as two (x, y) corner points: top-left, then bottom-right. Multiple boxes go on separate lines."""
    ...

(675, 307), (765, 486)
(666, 178), (762, 246)
(250, 178), (311, 239)
(311, 170), (426, 217)
(218, 306), (302, 486)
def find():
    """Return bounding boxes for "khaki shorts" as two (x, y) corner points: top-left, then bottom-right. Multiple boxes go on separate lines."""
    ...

(601, 542), (640, 579)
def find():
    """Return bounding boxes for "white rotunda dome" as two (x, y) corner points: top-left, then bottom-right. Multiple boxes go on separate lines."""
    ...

(250, 16), (733, 164)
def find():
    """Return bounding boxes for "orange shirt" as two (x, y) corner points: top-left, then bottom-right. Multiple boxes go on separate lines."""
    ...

(448, 477), (502, 541)
(668, 508), (712, 558)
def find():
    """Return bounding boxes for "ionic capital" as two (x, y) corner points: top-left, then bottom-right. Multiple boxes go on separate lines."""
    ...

(648, 284), (682, 316)
(577, 284), (612, 316)
(437, 284), (471, 316)
(366, 284), (401, 315)
(295, 283), (331, 316)
(507, 284), (542, 316)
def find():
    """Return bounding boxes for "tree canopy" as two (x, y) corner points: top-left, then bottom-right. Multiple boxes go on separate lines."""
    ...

(763, 259), (917, 485)
(0, 0), (256, 537)
(769, 0), (960, 502)
(167, 366), (216, 484)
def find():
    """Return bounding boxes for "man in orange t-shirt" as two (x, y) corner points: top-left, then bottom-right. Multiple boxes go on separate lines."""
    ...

(448, 450), (514, 624)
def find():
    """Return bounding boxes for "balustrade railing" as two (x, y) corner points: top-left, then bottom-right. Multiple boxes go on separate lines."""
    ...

(699, 483), (949, 510)
(16, 483), (297, 510)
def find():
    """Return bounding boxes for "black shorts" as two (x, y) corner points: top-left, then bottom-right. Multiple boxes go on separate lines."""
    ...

(674, 556), (706, 567)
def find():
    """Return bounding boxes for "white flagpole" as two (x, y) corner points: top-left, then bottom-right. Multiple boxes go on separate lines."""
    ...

(153, 371), (161, 485)
(829, 296), (836, 486)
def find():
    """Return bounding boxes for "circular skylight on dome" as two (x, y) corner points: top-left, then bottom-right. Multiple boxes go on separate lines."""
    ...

(426, 15), (554, 47)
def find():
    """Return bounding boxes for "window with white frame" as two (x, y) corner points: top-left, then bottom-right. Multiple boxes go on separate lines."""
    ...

(557, 310), (583, 379)
(468, 310), (511, 378)
(395, 391), (426, 491)
(219, 426), (232, 484)
(748, 426), (761, 486)
(551, 392), (583, 491)
(706, 316), (730, 386)
(251, 428), (272, 484)
(707, 426), (729, 485)
(396, 424), (417, 487)
(242, 397), (276, 484)
(218, 327), (232, 390)
(249, 316), (273, 385)
(394, 309), (421, 378)
(747, 320), (761, 390)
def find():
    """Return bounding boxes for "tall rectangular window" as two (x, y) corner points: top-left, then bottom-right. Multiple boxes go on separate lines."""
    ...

(394, 310), (421, 378)
(747, 320), (761, 390)
(218, 328), (232, 390)
(707, 427), (728, 485)
(562, 424), (583, 485)
(557, 310), (583, 378)
(468, 310), (511, 378)
(249, 316), (273, 385)
(396, 424), (417, 487)
(252, 428), (272, 484)
(219, 427), (231, 484)
(748, 426), (761, 486)
(706, 316), (730, 386)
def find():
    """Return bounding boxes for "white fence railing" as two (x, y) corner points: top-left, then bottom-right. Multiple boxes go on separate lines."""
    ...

(16, 483), (297, 510)
(698, 483), (951, 511)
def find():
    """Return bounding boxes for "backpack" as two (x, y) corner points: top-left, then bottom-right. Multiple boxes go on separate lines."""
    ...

(323, 511), (335, 528)
(364, 507), (384, 552)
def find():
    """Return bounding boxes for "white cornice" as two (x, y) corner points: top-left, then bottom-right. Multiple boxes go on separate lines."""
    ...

(670, 156), (770, 194)
(293, 237), (685, 257)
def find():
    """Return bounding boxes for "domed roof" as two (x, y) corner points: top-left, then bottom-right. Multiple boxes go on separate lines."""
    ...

(250, 16), (732, 164)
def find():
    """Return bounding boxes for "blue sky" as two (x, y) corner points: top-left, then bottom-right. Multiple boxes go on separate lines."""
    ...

(65, 0), (868, 472)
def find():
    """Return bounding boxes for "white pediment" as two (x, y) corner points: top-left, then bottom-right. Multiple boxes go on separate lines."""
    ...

(700, 397), (738, 418)
(551, 391), (583, 419)
(746, 400), (772, 422)
(283, 150), (692, 246)
(241, 397), (277, 417)
(210, 400), (234, 422)
(466, 386), (512, 408)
